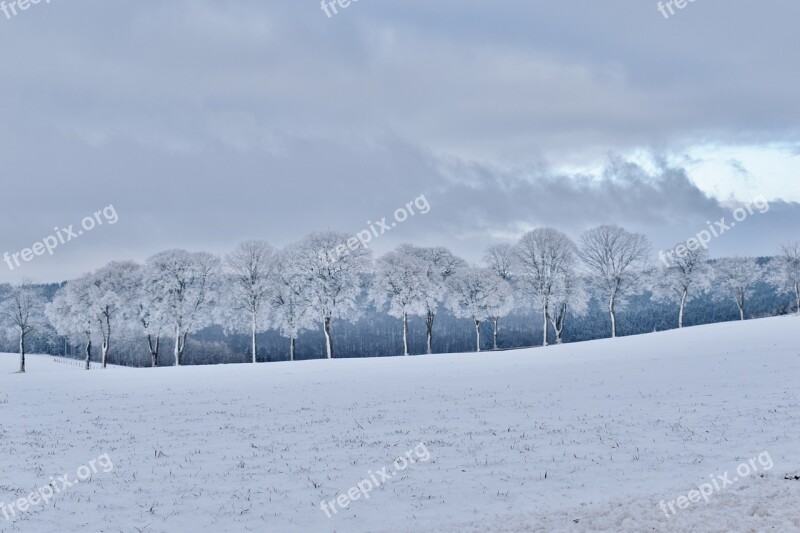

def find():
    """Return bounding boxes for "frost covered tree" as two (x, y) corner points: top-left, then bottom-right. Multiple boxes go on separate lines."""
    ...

(547, 267), (588, 344)
(484, 244), (514, 281)
(652, 246), (712, 328)
(47, 263), (139, 369)
(713, 257), (764, 321)
(447, 267), (513, 352)
(223, 241), (276, 363)
(147, 250), (221, 366)
(0, 282), (46, 373)
(136, 264), (169, 367)
(769, 241), (800, 313)
(270, 246), (315, 361)
(370, 247), (428, 356)
(513, 228), (578, 346)
(578, 225), (651, 338)
(405, 246), (466, 354)
(294, 232), (372, 359)
(483, 243), (516, 349)
(485, 275), (515, 350)
(88, 261), (141, 368)
(47, 277), (98, 370)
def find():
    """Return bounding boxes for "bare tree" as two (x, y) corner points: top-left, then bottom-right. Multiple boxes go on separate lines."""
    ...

(447, 267), (513, 352)
(578, 225), (651, 338)
(1, 282), (46, 373)
(370, 247), (428, 356)
(224, 241), (276, 363)
(713, 257), (764, 321)
(295, 232), (372, 359)
(652, 246), (712, 328)
(514, 228), (578, 346)
(769, 241), (800, 313)
(148, 250), (221, 366)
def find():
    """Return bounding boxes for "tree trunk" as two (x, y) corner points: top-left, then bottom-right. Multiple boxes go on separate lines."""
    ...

(174, 324), (181, 366)
(549, 303), (566, 344)
(736, 290), (745, 321)
(19, 329), (25, 373)
(795, 282), (800, 314)
(323, 316), (334, 359)
(251, 313), (257, 364)
(609, 294), (617, 338)
(474, 319), (481, 352)
(85, 339), (92, 370)
(425, 311), (434, 355)
(402, 312), (409, 356)
(542, 305), (548, 347)
(554, 325), (563, 344)
(181, 332), (188, 364)
(147, 334), (159, 367)
(679, 289), (688, 329)
(102, 314), (111, 368)
(492, 316), (499, 350)
(289, 336), (296, 362)
(102, 341), (110, 369)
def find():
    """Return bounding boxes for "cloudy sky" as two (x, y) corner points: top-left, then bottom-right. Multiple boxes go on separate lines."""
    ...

(1, 0), (799, 282)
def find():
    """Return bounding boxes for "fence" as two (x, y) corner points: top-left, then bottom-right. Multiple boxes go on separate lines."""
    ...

(51, 356), (113, 370)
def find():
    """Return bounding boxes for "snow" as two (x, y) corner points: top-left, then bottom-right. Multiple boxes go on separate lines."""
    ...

(1, 316), (799, 532)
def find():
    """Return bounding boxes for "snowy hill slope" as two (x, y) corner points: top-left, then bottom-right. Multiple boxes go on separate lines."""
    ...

(1, 316), (799, 532)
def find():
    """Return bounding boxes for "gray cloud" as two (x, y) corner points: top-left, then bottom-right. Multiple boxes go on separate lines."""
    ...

(1, 0), (798, 281)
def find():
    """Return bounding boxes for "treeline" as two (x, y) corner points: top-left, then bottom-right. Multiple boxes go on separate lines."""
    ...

(1, 226), (798, 372)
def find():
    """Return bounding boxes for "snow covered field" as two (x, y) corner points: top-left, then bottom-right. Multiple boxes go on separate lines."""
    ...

(1, 316), (800, 532)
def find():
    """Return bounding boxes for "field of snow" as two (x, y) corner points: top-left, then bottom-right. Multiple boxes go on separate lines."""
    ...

(1, 316), (800, 532)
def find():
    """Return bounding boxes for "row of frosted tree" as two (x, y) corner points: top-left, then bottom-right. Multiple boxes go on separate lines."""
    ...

(2, 225), (799, 372)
